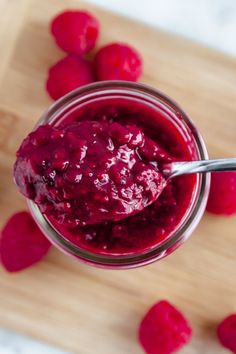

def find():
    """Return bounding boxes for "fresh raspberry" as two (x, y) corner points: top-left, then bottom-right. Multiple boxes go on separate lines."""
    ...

(93, 42), (143, 81)
(138, 300), (192, 354)
(217, 314), (236, 353)
(46, 55), (94, 100)
(0, 211), (51, 272)
(51, 10), (99, 55)
(206, 172), (236, 215)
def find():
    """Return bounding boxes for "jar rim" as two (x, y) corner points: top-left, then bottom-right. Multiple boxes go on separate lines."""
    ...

(29, 81), (210, 269)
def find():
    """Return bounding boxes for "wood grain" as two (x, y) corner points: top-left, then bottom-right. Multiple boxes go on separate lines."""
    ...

(1, 1), (236, 353)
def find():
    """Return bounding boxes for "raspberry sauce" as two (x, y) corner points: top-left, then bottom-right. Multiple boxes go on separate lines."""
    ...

(14, 96), (197, 255)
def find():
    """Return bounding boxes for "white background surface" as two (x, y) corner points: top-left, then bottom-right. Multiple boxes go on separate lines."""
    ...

(1, 0), (236, 353)
(87, 0), (236, 56)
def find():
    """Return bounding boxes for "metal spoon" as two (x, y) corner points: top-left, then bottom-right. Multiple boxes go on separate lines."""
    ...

(161, 158), (236, 179)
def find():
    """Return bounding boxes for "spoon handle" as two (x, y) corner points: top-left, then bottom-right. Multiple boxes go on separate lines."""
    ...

(163, 158), (236, 178)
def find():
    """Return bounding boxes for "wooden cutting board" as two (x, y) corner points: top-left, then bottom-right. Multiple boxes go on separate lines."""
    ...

(1, 0), (236, 353)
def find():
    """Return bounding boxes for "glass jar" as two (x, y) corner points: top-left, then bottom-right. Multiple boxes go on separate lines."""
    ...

(28, 81), (210, 269)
